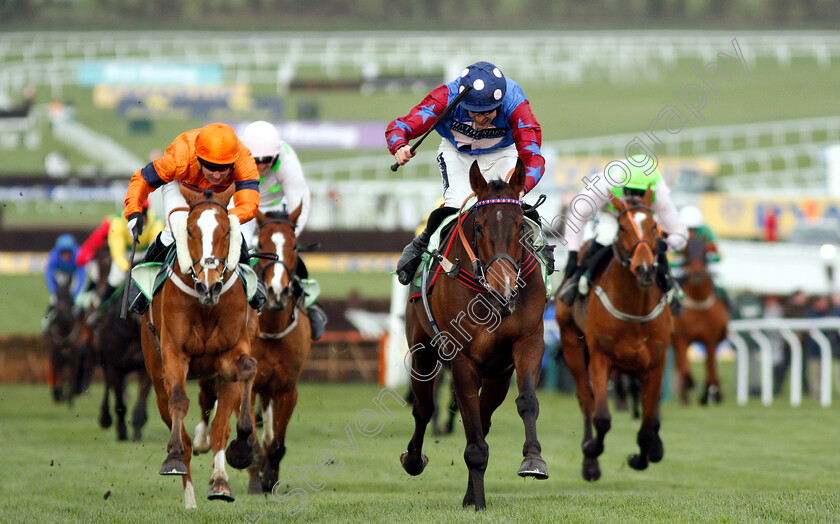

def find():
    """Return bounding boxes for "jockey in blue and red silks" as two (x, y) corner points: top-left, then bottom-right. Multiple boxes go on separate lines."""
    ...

(386, 61), (552, 285)
(43, 233), (86, 328)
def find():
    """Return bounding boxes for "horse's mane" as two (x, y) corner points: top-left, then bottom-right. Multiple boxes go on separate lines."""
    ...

(264, 210), (290, 221)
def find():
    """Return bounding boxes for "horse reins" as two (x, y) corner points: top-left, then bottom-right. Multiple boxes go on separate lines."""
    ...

(612, 203), (659, 273)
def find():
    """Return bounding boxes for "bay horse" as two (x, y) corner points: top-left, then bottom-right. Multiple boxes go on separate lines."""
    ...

(140, 185), (257, 508)
(556, 188), (671, 481)
(193, 205), (312, 495)
(401, 160), (548, 511)
(94, 285), (152, 441)
(46, 278), (80, 404)
(672, 232), (729, 405)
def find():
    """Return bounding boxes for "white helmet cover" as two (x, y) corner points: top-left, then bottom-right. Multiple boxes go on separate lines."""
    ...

(679, 205), (704, 229)
(240, 120), (282, 158)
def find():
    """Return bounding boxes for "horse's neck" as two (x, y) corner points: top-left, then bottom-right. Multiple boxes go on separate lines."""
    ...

(599, 259), (663, 313)
(260, 300), (296, 332)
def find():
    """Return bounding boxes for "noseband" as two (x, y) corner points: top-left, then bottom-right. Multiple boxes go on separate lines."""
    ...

(183, 198), (233, 283)
(457, 198), (524, 290)
(255, 217), (298, 303)
(613, 203), (659, 272)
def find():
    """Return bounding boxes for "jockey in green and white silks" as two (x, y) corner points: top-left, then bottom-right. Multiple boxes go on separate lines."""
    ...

(670, 205), (722, 279)
(238, 120), (326, 341)
(559, 155), (688, 309)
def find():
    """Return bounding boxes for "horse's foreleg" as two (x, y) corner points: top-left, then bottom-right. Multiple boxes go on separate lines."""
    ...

(132, 372), (152, 442)
(451, 356), (488, 511)
(400, 312), (438, 478)
(262, 389), (297, 493)
(512, 333), (549, 480)
(112, 370), (128, 441)
(584, 350), (611, 463)
(222, 346), (257, 471)
(248, 391), (265, 495)
(561, 326), (599, 481)
(193, 378), (217, 454)
(702, 331), (725, 404)
(207, 379), (240, 502)
(628, 363), (665, 471)
(98, 380), (112, 429)
(672, 333), (694, 405)
(159, 347), (190, 477)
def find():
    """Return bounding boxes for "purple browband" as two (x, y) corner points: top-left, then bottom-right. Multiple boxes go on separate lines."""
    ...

(475, 198), (522, 208)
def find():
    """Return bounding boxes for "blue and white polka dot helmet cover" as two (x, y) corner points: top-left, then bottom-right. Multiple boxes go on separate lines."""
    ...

(458, 61), (506, 112)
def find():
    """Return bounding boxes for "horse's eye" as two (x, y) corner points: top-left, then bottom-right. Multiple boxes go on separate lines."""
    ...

(475, 224), (483, 236)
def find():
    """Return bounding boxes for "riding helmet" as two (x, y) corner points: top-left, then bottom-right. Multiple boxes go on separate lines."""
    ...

(240, 121), (282, 158)
(195, 123), (239, 165)
(459, 61), (506, 113)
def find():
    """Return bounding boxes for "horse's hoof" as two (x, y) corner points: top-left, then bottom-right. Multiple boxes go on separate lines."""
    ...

(159, 456), (188, 476)
(207, 482), (235, 502)
(582, 458), (601, 482)
(627, 453), (649, 471)
(649, 441), (664, 463)
(518, 457), (549, 479)
(400, 451), (428, 476)
(226, 439), (253, 470)
(99, 412), (112, 429)
(582, 439), (603, 459)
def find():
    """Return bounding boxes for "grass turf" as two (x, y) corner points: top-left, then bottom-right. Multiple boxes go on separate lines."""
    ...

(1, 366), (838, 523)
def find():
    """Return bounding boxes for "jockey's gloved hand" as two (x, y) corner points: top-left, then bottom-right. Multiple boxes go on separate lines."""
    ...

(127, 212), (145, 239)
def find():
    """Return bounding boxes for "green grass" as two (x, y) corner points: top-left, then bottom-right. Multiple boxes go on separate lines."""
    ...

(1, 365), (839, 523)
(0, 274), (49, 334)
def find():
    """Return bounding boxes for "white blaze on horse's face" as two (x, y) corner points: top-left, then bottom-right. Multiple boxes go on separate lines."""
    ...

(269, 231), (287, 295)
(632, 212), (648, 232)
(196, 210), (222, 284)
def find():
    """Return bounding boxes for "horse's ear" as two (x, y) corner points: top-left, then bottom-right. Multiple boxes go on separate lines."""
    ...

(642, 185), (654, 207)
(469, 161), (487, 197)
(508, 158), (526, 198)
(256, 210), (267, 226)
(215, 184), (236, 207)
(288, 203), (303, 226)
(179, 183), (202, 206)
(610, 191), (626, 213)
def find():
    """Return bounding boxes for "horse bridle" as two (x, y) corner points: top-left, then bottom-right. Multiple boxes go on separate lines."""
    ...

(182, 198), (234, 283)
(612, 203), (659, 272)
(457, 198), (524, 289)
(255, 217), (298, 307)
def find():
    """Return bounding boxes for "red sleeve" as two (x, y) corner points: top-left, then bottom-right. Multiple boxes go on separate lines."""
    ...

(385, 85), (451, 154)
(75, 218), (111, 266)
(509, 100), (545, 194)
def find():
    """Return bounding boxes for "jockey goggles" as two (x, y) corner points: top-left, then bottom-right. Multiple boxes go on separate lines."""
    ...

(198, 157), (235, 173)
(254, 155), (279, 166)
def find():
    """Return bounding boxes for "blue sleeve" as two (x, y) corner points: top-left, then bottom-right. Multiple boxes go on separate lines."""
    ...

(44, 252), (58, 295)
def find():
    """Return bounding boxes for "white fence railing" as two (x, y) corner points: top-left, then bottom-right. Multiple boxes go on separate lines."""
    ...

(2, 31), (839, 94)
(729, 317), (838, 408)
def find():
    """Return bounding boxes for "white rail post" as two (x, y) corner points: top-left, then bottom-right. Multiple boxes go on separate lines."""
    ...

(807, 329), (833, 407)
(729, 332), (750, 406)
(750, 329), (774, 406)
(779, 328), (803, 407)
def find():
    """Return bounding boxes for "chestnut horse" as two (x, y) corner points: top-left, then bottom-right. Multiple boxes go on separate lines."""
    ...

(401, 160), (548, 511)
(672, 232), (729, 404)
(194, 205), (311, 495)
(140, 185), (256, 508)
(556, 188), (671, 481)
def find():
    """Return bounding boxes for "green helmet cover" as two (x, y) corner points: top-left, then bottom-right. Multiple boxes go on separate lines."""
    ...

(608, 155), (662, 202)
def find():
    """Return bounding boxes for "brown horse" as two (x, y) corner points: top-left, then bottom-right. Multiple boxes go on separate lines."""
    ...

(46, 278), (80, 404)
(672, 232), (729, 404)
(140, 185), (257, 508)
(401, 160), (548, 511)
(556, 188), (672, 481)
(193, 205), (312, 495)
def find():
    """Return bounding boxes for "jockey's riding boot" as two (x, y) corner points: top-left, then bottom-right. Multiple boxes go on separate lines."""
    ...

(559, 251), (580, 306)
(396, 206), (458, 286)
(238, 235), (251, 266)
(656, 239), (682, 316)
(540, 244), (556, 275)
(249, 280), (266, 310)
(128, 234), (171, 315)
(308, 303), (328, 341)
(396, 230), (431, 286)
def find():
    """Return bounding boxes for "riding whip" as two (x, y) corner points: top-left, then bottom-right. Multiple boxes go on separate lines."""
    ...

(390, 85), (473, 172)
(119, 234), (139, 319)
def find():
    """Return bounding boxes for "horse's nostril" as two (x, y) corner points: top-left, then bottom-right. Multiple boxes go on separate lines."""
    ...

(210, 282), (222, 296)
(195, 282), (207, 295)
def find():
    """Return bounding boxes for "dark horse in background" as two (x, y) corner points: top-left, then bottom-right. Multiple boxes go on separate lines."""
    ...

(46, 278), (80, 404)
(94, 284), (152, 441)
(672, 231), (729, 405)
(401, 160), (548, 510)
(556, 188), (672, 481)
